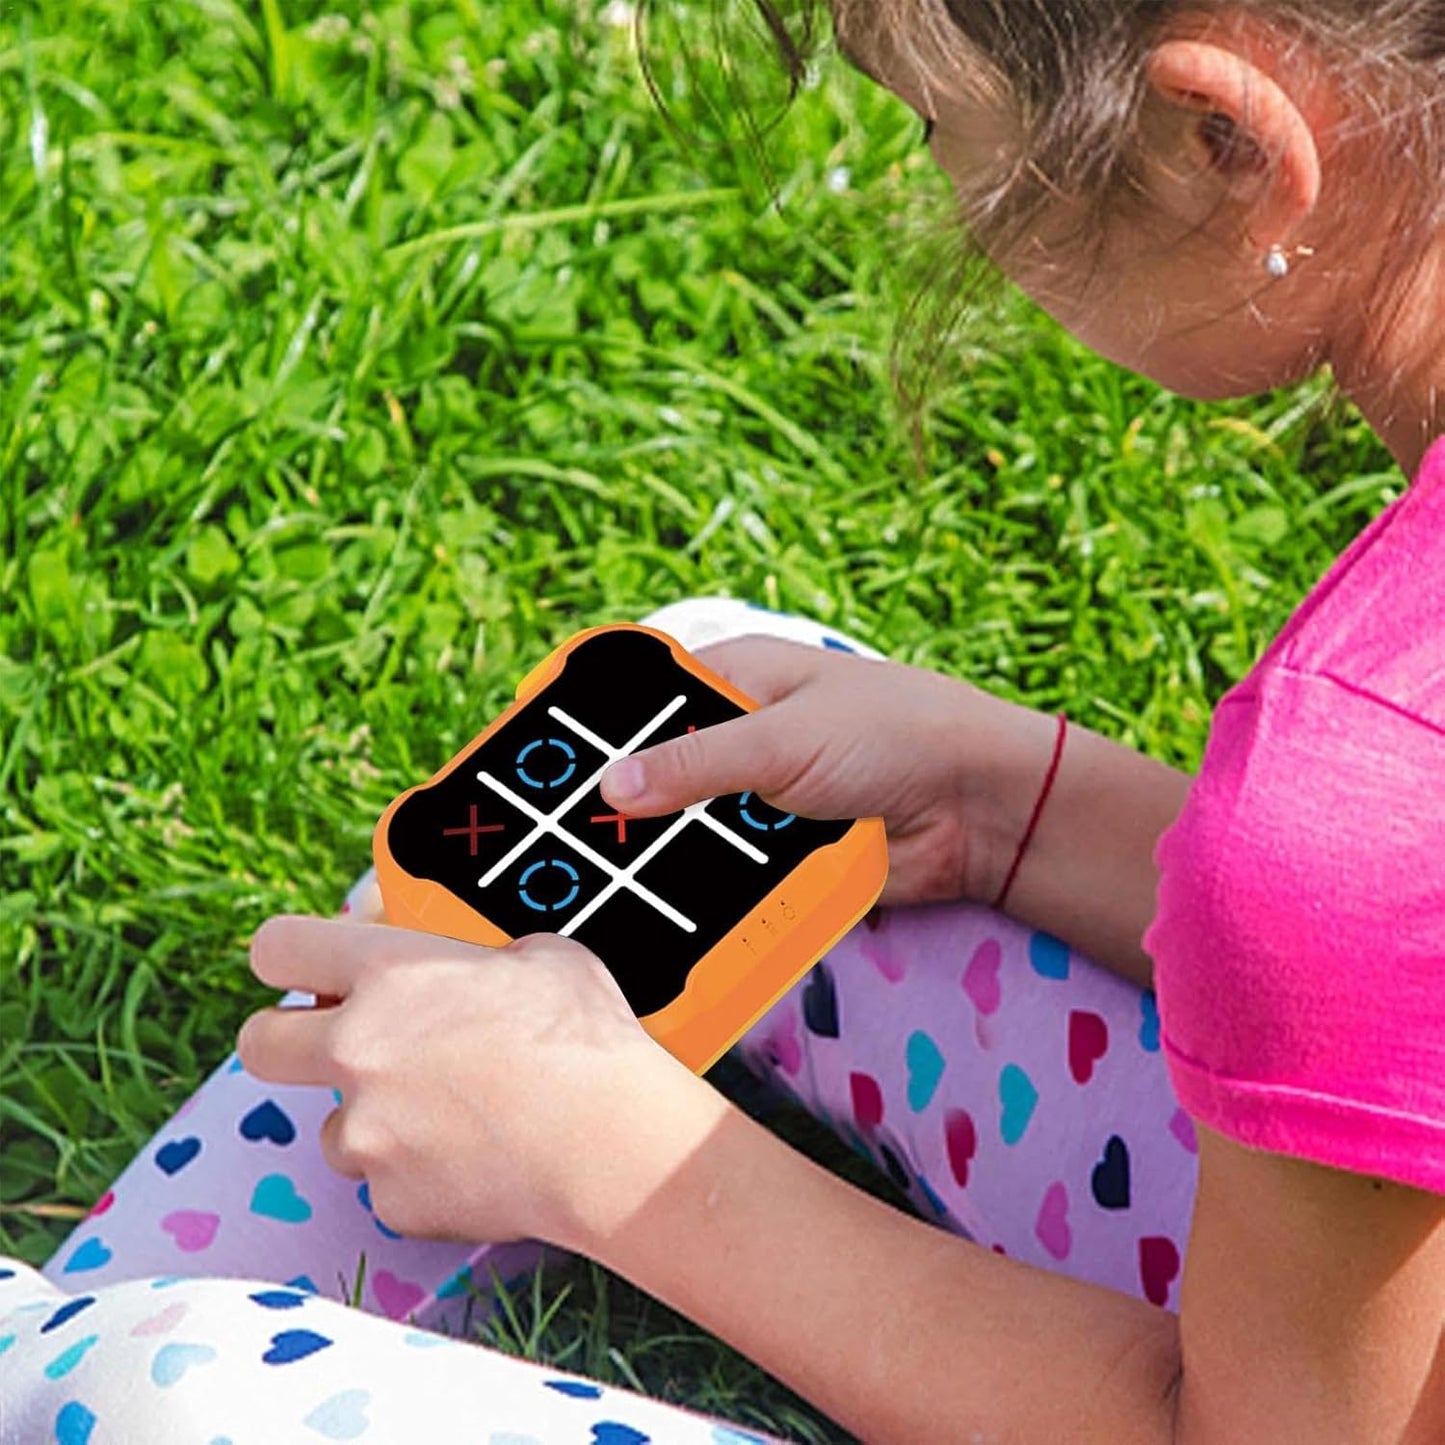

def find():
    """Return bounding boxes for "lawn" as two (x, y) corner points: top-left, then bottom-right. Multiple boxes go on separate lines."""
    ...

(0, 0), (1401, 1440)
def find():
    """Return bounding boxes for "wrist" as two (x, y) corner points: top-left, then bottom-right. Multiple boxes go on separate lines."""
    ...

(954, 694), (1070, 907)
(549, 1047), (732, 1259)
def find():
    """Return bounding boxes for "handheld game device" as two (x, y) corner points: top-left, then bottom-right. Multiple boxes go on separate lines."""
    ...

(373, 625), (888, 1074)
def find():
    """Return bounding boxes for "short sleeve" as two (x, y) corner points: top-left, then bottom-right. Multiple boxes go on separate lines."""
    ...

(1144, 667), (1445, 1195)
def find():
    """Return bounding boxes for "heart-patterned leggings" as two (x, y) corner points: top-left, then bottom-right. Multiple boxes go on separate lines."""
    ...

(1, 598), (1199, 1444)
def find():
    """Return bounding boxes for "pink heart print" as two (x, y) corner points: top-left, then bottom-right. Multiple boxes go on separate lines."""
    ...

(945, 1108), (978, 1188)
(860, 936), (907, 984)
(1139, 1236), (1181, 1307)
(161, 1210), (220, 1253)
(1169, 1108), (1199, 1154)
(1035, 1182), (1072, 1260)
(962, 938), (1003, 1016)
(131, 1302), (189, 1337)
(1067, 1010), (1109, 1084)
(849, 1072), (885, 1132)
(759, 1009), (802, 1077)
(373, 1271), (427, 1321)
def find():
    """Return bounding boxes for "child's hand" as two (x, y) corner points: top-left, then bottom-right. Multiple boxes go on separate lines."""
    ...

(601, 637), (1057, 908)
(236, 917), (685, 1250)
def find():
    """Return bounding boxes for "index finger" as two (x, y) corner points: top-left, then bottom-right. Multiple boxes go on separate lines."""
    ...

(692, 636), (819, 706)
(250, 915), (393, 1000)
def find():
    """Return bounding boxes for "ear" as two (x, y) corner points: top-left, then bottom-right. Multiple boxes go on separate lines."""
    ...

(1146, 39), (1322, 247)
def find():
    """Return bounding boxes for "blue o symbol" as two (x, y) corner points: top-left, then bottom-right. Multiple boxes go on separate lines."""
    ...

(738, 791), (795, 832)
(516, 737), (576, 790)
(518, 859), (580, 913)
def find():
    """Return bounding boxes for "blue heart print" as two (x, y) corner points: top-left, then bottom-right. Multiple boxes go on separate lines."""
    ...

(1139, 992), (1161, 1052)
(44, 1335), (99, 1381)
(436, 1266), (473, 1300)
(248, 1290), (307, 1310)
(155, 1137), (202, 1176)
(250, 1174), (313, 1224)
(40, 1297), (96, 1334)
(151, 1342), (217, 1387)
(303, 1388), (371, 1440)
(356, 1182), (403, 1239)
(262, 1329), (333, 1365)
(999, 1064), (1039, 1145)
(239, 1100), (297, 1146)
(62, 1239), (112, 1275)
(878, 1141), (913, 1194)
(544, 1379), (603, 1399)
(801, 964), (840, 1038)
(591, 1427), (650, 1445)
(1090, 1135), (1131, 1210)
(917, 1174), (948, 1217)
(905, 1031), (946, 1112)
(55, 1401), (98, 1445)
(1028, 932), (1070, 980)
(403, 1331), (452, 1349)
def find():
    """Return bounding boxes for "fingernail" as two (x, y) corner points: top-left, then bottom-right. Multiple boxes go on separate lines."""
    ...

(605, 757), (646, 802)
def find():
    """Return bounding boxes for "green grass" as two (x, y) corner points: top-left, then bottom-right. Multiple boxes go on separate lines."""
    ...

(0, 0), (1400, 1439)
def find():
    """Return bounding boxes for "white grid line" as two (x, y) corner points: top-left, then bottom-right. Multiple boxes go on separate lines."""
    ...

(476, 771), (696, 931)
(697, 809), (768, 863)
(475, 695), (687, 889)
(558, 806), (703, 937)
(468, 693), (776, 937)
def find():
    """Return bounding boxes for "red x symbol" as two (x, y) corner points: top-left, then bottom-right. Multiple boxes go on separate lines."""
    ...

(590, 812), (631, 845)
(442, 804), (505, 856)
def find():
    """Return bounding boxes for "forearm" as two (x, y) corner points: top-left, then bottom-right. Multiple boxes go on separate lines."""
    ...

(568, 1062), (1180, 1445)
(970, 702), (1192, 990)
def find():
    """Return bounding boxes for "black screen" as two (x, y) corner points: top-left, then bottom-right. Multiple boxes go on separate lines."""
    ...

(387, 630), (850, 1016)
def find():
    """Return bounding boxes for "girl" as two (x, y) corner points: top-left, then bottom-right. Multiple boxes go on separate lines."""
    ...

(3, 1), (1441, 1440)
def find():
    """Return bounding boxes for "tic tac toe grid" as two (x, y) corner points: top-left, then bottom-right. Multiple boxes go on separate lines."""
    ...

(384, 630), (849, 1018)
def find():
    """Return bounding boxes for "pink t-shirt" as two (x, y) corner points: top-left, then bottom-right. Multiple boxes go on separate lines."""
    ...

(1145, 437), (1445, 1196)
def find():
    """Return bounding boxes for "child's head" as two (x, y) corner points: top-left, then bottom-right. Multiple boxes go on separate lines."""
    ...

(702, 2), (1445, 458)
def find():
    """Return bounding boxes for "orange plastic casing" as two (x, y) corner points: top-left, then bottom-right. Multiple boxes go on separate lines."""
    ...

(373, 624), (889, 1074)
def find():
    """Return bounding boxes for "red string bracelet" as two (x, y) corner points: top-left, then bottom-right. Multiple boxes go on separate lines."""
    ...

(990, 714), (1069, 912)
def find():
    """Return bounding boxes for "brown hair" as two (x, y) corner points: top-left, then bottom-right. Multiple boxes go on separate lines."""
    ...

(640, 2), (1445, 417)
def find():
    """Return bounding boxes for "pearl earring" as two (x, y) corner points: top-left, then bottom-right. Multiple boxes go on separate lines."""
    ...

(1264, 242), (1315, 279)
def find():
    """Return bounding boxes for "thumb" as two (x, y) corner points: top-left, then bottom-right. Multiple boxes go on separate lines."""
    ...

(600, 709), (802, 816)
